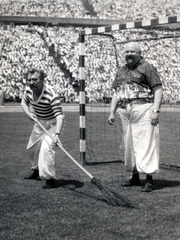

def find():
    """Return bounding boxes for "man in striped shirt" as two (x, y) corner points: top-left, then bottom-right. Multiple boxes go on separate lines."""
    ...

(21, 68), (64, 189)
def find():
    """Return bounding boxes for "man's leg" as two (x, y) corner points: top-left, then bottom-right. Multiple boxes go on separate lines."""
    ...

(38, 134), (56, 189)
(25, 124), (43, 180)
(141, 174), (155, 192)
(117, 107), (136, 172)
(121, 168), (141, 187)
(131, 104), (159, 192)
(117, 107), (140, 187)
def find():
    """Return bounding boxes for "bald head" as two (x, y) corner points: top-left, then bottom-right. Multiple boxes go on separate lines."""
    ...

(124, 42), (141, 53)
(123, 42), (142, 66)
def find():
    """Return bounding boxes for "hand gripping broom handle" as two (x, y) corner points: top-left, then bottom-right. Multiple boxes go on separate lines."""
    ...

(34, 118), (94, 179)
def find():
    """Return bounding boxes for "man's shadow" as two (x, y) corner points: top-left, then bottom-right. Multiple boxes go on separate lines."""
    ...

(141, 179), (180, 190)
(55, 179), (84, 190)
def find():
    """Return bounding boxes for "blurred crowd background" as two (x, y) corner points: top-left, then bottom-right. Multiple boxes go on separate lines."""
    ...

(0, 0), (180, 104)
(0, 0), (180, 19)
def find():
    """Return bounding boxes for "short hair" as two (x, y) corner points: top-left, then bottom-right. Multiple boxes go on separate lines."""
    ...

(124, 42), (141, 53)
(25, 68), (46, 81)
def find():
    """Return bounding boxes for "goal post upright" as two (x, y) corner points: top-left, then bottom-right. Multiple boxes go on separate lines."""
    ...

(78, 15), (180, 166)
(79, 32), (86, 166)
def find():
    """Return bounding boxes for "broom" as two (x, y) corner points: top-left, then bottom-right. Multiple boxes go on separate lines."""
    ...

(34, 118), (134, 208)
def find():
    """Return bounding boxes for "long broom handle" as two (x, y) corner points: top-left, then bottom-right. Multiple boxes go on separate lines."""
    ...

(34, 118), (94, 179)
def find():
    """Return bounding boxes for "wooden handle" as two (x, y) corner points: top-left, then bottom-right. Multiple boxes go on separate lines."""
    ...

(34, 118), (93, 179)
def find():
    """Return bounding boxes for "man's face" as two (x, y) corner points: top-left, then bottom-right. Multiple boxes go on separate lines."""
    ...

(27, 72), (43, 92)
(124, 43), (141, 66)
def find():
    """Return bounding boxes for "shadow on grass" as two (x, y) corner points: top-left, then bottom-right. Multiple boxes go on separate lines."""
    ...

(55, 179), (107, 202)
(141, 179), (180, 190)
(55, 179), (112, 205)
(55, 179), (84, 190)
(55, 179), (133, 208)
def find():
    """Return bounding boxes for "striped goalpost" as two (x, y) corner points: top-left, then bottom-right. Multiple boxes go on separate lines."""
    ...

(79, 15), (180, 166)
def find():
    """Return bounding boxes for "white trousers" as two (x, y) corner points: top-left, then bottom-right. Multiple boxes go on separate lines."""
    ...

(117, 103), (159, 174)
(27, 119), (57, 180)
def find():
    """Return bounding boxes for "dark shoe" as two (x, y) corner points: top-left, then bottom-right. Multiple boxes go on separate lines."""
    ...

(141, 182), (155, 192)
(24, 170), (41, 180)
(121, 178), (141, 187)
(42, 179), (56, 189)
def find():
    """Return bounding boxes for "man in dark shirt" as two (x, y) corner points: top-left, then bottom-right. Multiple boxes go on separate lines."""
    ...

(108, 42), (163, 192)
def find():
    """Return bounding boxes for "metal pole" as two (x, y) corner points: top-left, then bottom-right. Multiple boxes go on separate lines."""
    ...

(79, 32), (86, 165)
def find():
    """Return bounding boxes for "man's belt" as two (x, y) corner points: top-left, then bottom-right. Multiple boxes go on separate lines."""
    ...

(118, 98), (154, 108)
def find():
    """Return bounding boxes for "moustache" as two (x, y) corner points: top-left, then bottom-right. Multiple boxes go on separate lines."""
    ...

(125, 55), (134, 60)
(29, 84), (36, 88)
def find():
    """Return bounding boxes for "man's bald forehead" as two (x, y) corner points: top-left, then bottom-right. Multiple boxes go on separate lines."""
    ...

(124, 42), (141, 52)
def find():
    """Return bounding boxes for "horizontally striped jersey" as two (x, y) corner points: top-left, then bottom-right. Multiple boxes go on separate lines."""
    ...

(22, 84), (63, 120)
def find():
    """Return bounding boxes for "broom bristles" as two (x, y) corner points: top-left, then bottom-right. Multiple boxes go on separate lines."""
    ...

(91, 177), (134, 208)
(35, 118), (134, 207)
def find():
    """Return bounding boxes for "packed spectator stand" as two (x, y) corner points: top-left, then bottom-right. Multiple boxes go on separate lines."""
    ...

(0, 0), (180, 20)
(0, 0), (180, 104)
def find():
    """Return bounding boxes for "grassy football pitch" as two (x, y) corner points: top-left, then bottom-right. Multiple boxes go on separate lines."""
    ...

(0, 110), (180, 240)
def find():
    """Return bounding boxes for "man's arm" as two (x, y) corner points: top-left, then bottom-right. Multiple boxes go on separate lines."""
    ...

(21, 98), (36, 121)
(54, 114), (64, 145)
(55, 114), (64, 135)
(108, 92), (118, 125)
(151, 85), (163, 126)
(153, 85), (163, 110)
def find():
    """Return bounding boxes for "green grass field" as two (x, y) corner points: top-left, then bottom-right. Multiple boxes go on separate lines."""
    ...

(1, 111), (180, 240)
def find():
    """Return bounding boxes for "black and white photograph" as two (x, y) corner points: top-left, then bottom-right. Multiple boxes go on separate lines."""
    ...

(0, 0), (180, 239)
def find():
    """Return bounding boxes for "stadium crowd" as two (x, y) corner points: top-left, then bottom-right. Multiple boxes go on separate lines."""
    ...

(89, 0), (180, 20)
(0, 0), (179, 20)
(0, 0), (88, 18)
(0, 0), (180, 104)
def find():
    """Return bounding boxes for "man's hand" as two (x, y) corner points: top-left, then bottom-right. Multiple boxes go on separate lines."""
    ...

(108, 114), (115, 125)
(27, 112), (37, 121)
(151, 112), (159, 126)
(54, 134), (63, 147)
